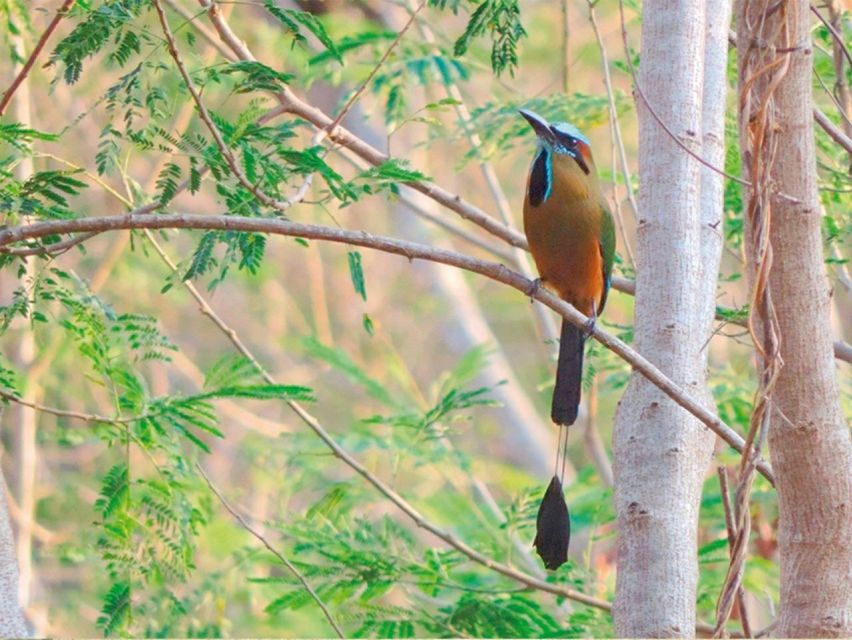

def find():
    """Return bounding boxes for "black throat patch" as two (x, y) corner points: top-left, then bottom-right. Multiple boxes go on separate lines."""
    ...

(528, 148), (550, 207)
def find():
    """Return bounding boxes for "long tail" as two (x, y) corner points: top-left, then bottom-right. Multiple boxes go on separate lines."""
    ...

(551, 319), (585, 426)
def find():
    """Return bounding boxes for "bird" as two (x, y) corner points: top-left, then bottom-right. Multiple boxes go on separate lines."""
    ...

(519, 109), (615, 570)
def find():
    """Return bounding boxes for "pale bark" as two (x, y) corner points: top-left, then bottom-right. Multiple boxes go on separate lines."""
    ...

(736, 2), (852, 636)
(11, 26), (37, 616)
(0, 26), (35, 639)
(0, 474), (28, 637)
(613, 1), (725, 634)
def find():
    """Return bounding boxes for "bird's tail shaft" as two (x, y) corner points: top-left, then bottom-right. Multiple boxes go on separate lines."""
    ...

(551, 319), (585, 426)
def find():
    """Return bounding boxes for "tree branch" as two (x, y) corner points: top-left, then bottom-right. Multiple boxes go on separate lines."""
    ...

(0, 0), (77, 116)
(814, 106), (852, 156)
(0, 212), (774, 484)
(194, 0), (528, 249)
(178, 0), (852, 366)
(153, 0), (302, 212)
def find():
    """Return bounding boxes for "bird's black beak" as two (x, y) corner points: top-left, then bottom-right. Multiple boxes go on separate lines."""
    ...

(519, 109), (554, 143)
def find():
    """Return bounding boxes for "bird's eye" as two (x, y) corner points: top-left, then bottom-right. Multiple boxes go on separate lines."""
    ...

(554, 131), (577, 149)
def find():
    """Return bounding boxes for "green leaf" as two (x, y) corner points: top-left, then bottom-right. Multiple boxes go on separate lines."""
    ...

(220, 60), (294, 93)
(0, 122), (58, 150)
(95, 463), (129, 519)
(362, 313), (374, 336)
(202, 383), (314, 402)
(301, 337), (399, 408)
(203, 355), (262, 390)
(451, 0), (526, 77)
(97, 580), (131, 635)
(347, 250), (367, 301)
(362, 159), (429, 184)
(698, 537), (731, 557)
(263, 1), (342, 63)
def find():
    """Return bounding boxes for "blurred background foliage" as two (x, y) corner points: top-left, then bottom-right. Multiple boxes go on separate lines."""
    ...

(0, 0), (849, 636)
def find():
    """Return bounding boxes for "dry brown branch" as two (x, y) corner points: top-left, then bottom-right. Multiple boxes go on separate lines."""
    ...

(0, 212), (775, 485)
(0, 389), (116, 424)
(196, 464), (344, 638)
(716, 467), (753, 638)
(716, 7), (790, 632)
(814, 106), (852, 156)
(0, 0), (77, 116)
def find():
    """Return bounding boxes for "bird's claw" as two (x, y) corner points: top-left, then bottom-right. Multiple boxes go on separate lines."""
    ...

(583, 312), (597, 338)
(527, 277), (542, 299)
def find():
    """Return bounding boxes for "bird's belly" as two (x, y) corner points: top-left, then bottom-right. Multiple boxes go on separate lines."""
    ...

(525, 210), (604, 317)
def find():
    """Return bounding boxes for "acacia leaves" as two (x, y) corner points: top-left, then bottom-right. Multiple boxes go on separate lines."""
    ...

(263, 0), (342, 63)
(430, 0), (527, 76)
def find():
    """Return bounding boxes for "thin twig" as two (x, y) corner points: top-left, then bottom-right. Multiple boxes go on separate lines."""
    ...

(588, 1), (637, 267)
(717, 467), (754, 638)
(325, 2), (424, 143)
(0, 389), (116, 424)
(0, 212), (776, 484)
(290, 396), (613, 610)
(616, 0), (802, 205)
(404, 0), (558, 342)
(814, 106), (852, 156)
(162, 0), (236, 60)
(810, 3), (852, 70)
(196, 464), (344, 638)
(153, 0), (304, 212)
(0, 0), (77, 116)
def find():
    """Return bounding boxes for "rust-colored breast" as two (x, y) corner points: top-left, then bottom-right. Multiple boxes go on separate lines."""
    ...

(523, 152), (605, 317)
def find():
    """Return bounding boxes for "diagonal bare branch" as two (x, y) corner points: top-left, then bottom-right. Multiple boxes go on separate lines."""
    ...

(0, 212), (776, 484)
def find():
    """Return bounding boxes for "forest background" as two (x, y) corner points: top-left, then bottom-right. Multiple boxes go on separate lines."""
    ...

(0, 0), (849, 637)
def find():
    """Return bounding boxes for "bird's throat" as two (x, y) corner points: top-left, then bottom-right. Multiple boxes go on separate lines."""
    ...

(528, 147), (552, 207)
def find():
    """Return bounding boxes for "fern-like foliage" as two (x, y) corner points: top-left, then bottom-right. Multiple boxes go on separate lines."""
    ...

(0, 122), (58, 150)
(97, 581), (131, 636)
(49, 0), (148, 84)
(262, 1), (342, 63)
(429, 0), (527, 76)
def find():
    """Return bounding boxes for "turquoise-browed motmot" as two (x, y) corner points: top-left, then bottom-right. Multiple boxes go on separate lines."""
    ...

(520, 109), (615, 570)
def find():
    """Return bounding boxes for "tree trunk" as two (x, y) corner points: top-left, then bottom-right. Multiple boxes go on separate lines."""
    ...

(612, 1), (727, 634)
(0, 473), (28, 637)
(736, 2), (852, 636)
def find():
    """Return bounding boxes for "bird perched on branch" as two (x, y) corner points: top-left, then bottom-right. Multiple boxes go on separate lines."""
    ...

(519, 109), (615, 570)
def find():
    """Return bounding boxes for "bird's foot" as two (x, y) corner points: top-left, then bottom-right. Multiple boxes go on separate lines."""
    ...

(526, 277), (542, 299)
(583, 312), (597, 338)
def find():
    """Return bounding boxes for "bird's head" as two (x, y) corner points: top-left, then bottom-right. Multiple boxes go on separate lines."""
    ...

(519, 109), (591, 175)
